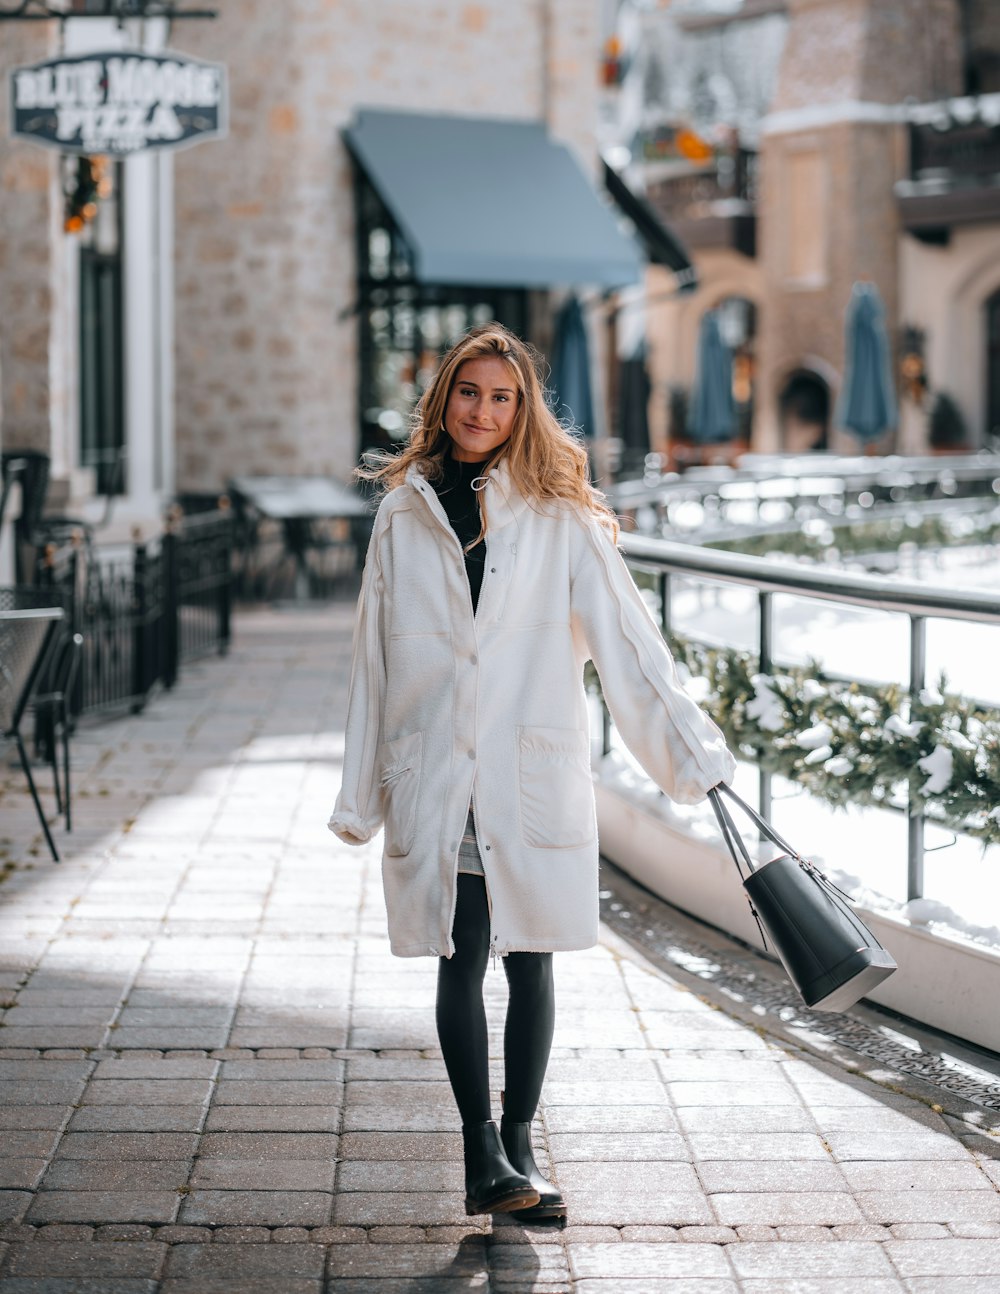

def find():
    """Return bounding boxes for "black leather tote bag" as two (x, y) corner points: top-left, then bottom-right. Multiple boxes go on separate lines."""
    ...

(707, 784), (897, 1012)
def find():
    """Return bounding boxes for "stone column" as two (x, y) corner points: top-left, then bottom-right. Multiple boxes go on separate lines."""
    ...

(755, 0), (963, 453)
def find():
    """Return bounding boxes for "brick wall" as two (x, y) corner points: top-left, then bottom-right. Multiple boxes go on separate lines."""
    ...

(771, 0), (962, 111)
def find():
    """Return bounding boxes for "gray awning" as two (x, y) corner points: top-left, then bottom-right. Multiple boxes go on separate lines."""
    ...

(344, 108), (642, 289)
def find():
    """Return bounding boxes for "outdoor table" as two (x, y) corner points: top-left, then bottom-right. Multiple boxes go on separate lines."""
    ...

(0, 596), (65, 861)
(228, 475), (371, 599)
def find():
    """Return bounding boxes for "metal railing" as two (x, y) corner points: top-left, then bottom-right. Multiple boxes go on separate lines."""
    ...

(36, 506), (233, 717)
(606, 533), (1000, 903)
(645, 146), (758, 209)
(607, 454), (1000, 538)
(910, 118), (1000, 186)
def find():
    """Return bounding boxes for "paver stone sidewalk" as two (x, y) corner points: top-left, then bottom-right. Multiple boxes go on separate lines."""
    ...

(0, 603), (998, 1291)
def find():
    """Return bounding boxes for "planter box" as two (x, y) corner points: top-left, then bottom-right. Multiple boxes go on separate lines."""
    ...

(596, 779), (1000, 1053)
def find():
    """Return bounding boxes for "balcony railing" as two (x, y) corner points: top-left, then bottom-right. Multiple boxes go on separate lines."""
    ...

(898, 103), (1000, 237)
(645, 149), (757, 256)
(910, 119), (1000, 186)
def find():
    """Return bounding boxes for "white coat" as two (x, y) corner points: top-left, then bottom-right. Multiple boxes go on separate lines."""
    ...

(328, 459), (735, 958)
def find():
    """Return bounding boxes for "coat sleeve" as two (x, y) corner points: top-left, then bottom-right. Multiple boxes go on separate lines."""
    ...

(327, 510), (388, 845)
(570, 514), (736, 805)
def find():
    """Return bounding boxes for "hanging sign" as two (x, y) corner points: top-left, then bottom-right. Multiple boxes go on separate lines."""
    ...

(8, 49), (227, 156)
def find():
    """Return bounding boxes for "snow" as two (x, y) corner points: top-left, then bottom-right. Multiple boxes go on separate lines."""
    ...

(595, 739), (1000, 951)
(596, 745), (771, 862)
(745, 675), (785, 731)
(588, 537), (1000, 949)
(886, 714), (923, 740)
(917, 744), (954, 796)
(796, 723), (834, 750)
(762, 93), (1000, 137)
(665, 545), (1000, 703)
(903, 899), (1000, 951)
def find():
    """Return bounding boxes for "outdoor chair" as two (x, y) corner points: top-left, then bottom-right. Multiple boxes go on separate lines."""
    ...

(1, 447), (127, 584)
(0, 588), (65, 861)
(31, 628), (84, 833)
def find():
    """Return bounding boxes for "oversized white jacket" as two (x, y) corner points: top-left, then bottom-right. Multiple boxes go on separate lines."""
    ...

(328, 460), (735, 958)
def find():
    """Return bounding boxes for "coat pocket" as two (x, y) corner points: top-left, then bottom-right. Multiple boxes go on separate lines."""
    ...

(378, 730), (423, 857)
(517, 725), (596, 849)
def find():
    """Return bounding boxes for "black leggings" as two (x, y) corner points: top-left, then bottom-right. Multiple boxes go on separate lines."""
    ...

(435, 873), (555, 1126)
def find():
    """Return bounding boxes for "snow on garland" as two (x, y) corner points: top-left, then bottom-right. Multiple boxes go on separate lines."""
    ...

(662, 637), (1000, 847)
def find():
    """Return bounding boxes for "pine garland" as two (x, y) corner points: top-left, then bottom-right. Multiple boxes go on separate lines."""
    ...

(665, 635), (1000, 847)
(605, 521), (1000, 845)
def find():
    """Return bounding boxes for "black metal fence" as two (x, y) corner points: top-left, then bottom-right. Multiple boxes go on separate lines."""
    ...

(35, 506), (233, 718)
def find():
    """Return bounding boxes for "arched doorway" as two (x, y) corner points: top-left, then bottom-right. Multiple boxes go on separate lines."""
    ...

(778, 369), (830, 452)
(986, 289), (1000, 447)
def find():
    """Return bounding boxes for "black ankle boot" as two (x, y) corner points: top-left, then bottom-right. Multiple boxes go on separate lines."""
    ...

(500, 1116), (567, 1220)
(462, 1120), (540, 1215)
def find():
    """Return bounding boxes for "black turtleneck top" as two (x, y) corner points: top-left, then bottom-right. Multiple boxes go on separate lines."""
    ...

(431, 454), (490, 613)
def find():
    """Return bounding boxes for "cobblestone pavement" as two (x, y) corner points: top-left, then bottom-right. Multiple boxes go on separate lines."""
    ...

(1, 602), (999, 1293)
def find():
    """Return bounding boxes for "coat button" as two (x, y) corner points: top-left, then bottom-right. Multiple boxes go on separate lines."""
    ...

(484, 844), (491, 851)
(467, 749), (475, 760)
(470, 655), (478, 666)
(490, 567), (496, 573)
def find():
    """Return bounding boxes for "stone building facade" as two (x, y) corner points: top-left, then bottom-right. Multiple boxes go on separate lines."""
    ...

(611, 0), (1000, 456)
(755, 0), (963, 452)
(171, 0), (604, 489)
(1, 12), (178, 532)
(0, 0), (615, 526)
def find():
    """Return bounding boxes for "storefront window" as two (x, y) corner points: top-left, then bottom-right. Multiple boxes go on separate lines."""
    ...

(353, 165), (527, 456)
(78, 160), (125, 494)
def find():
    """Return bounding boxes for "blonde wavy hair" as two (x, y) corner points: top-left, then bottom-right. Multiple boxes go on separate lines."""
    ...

(356, 323), (618, 545)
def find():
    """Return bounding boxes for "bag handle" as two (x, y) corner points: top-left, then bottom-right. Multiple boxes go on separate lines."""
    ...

(706, 785), (771, 951)
(708, 783), (873, 952)
(707, 786), (756, 880)
(710, 782), (804, 863)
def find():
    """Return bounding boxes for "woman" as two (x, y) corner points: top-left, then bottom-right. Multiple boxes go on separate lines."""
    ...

(329, 323), (735, 1220)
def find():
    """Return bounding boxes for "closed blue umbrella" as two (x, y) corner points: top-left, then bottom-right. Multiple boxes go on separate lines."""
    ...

(689, 311), (735, 443)
(837, 282), (897, 445)
(550, 295), (595, 438)
(618, 338), (652, 454)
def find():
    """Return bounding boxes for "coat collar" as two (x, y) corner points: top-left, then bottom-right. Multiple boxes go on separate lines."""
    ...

(405, 457), (531, 534)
